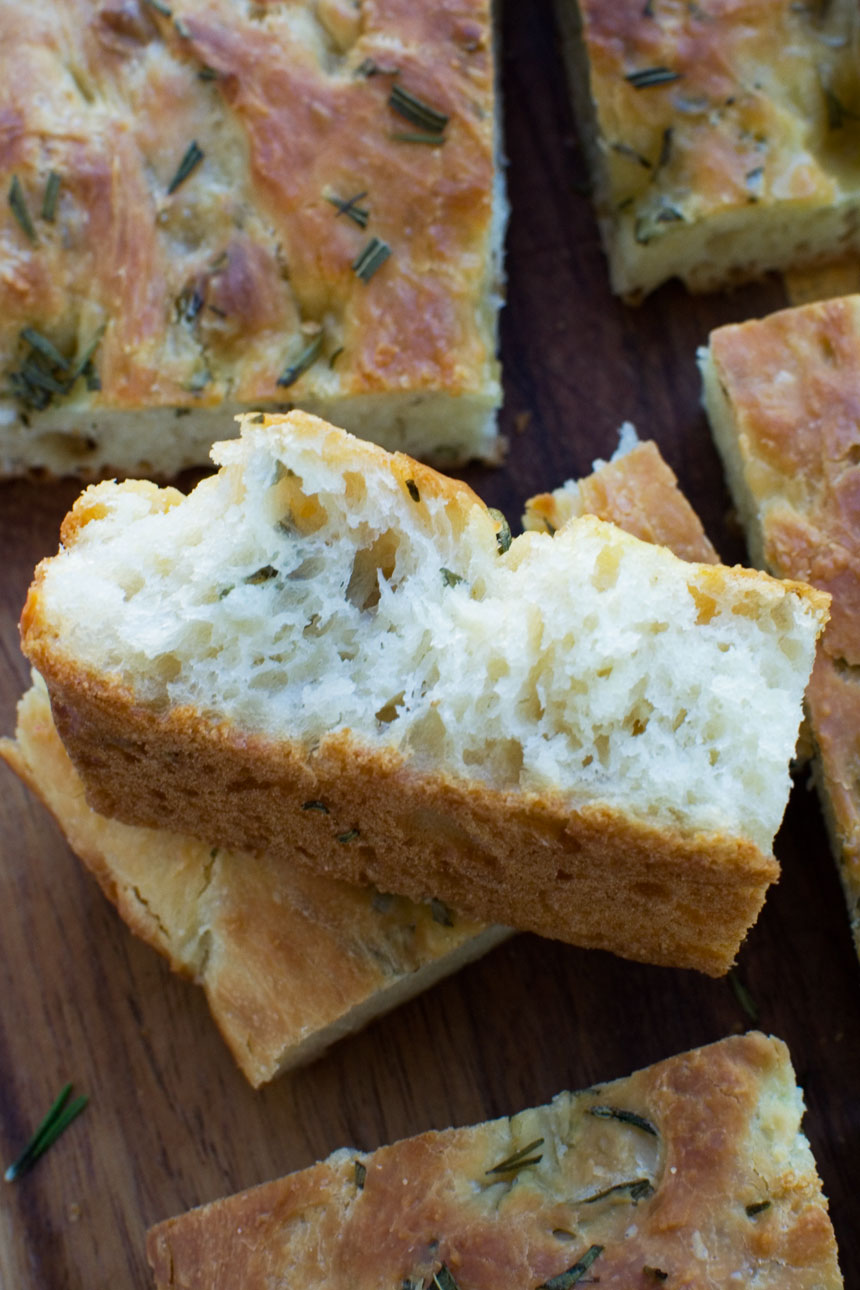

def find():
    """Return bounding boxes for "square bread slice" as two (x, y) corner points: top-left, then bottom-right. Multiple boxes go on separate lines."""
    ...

(18, 412), (829, 975)
(700, 295), (860, 958)
(146, 1033), (843, 1289)
(1, 434), (713, 1086)
(0, 0), (503, 477)
(557, 0), (860, 298)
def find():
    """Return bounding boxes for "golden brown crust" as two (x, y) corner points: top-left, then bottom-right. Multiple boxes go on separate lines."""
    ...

(0, 0), (500, 464)
(706, 294), (860, 957)
(0, 677), (504, 1086)
(146, 1033), (843, 1290)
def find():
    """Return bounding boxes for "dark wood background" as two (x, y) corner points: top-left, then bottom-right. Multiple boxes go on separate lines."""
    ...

(1, 2), (858, 1285)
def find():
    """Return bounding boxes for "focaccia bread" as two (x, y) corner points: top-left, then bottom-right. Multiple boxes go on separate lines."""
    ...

(0, 0), (503, 477)
(523, 424), (719, 563)
(557, 0), (860, 298)
(701, 295), (860, 957)
(146, 1033), (843, 1290)
(19, 412), (829, 975)
(0, 438), (714, 1085)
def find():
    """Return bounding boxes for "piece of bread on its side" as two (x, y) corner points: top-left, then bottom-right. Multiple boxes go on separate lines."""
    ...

(1, 436), (717, 1084)
(146, 1033), (843, 1290)
(0, 0), (504, 477)
(700, 295), (860, 958)
(557, 0), (860, 299)
(20, 412), (829, 976)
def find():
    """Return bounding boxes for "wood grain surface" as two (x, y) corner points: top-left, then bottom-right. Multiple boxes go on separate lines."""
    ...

(1, 2), (858, 1286)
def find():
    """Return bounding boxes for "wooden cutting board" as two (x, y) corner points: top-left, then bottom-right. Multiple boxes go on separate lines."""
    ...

(1, 2), (858, 1286)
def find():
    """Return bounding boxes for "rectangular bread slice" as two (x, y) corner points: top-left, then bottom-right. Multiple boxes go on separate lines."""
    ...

(146, 1032), (843, 1290)
(556, 0), (860, 299)
(700, 296), (860, 958)
(19, 412), (829, 975)
(0, 435), (713, 1085)
(0, 0), (503, 477)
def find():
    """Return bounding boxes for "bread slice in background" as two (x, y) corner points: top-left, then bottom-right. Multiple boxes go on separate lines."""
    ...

(146, 1032), (843, 1289)
(556, 0), (860, 299)
(0, 0), (504, 477)
(19, 412), (828, 976)
(1, 433), (719, 1084)
(701, 295), (860, 960)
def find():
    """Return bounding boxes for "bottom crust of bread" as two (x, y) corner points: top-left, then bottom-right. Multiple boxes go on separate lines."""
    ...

(38, 658), (778, 978)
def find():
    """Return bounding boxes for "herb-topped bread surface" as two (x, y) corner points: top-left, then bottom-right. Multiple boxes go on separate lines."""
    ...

(557, 0), (860, 298)
(0, 0), (503, 477)
(2, 436), (716, 1085)
(19, 412), (828, 974)
(146, 1032), (843, 1289)
(701, 294), (860, 962)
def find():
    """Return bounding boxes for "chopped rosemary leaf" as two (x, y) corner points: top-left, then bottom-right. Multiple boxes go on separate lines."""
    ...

(144, 0), (172, 13)
(589, 1106), (657, 1136)
(198, 65), (220, 81)
(440, 567), (465, 587)
(544, 519), (556, 536)
(405, 478), (420, 502)
(430, 898), (454, 927)
(354, 1160), (366, 1189)
(302, 800), (330, 813)
(432, 1266), (461, 1290)
(352, 236), (391, 283)
(326, 191), (370, 228)
(42, 171), (61, 222)
(244, 565), (278, 584)
(20, 328), (71, 371)
(70, 323), (107, 381)
(729, 969), (759, 1022)
(656, 126), (673, 170)
(5, 1084), (88, 1182)
(625, 66), (681, 89)
(745, 1200), (771, 1217)
(611, 142), (652, 169)
(329, 346), (344, 368)
(538, 1244), (603, 1290)
(167, 140), (204, 195)
(582, 1177), (653, 1204)
(487, 1137), (544, 1175)
(21, 359), (69, 394)
(174, 16), (190, 37)
(488, 507), (512, 553)
(338, 828), (360, 843)
(644, 1268), (668, 1282)
(389, 84), (449, 134)
(277, 332), (323, 388)
(355, 56), (399, 78)
(8, 176), (36, 243)
(390, 131), (446, 146)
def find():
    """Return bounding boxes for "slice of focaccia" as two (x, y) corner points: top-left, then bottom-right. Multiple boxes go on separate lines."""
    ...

(146, 1033), (843, 1290)
(2, 435), (715, 1084)
(0, 0), (503, 477)
(19, 413), (828, 975)
(1, 435), (718, 1083)
(557, 0), (860, 299)
(701, 295), (860, 958)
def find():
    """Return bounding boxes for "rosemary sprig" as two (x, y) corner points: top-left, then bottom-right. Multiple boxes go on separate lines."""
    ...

(8, 176), (36, 243)
(5, 1084), (88, 1182)
(625, 66), (681, 89)
(487, 1136), (544, 1175)
(167, 140), (204, 195)
(327, 191), (370, 228)
(42, 171), (62, 222)
(277, 332), (324, 388)
(389, 85), (449, 135)
(390, 132), (445, 146)
(352, 236), (391, 283)
(588, 1106), (657, 1135)
(538, 1244), (604, 1290)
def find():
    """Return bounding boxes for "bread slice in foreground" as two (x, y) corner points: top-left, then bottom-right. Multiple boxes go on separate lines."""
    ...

(146, 1032), (843, 1289)
(701, 296), (860, 959)
(0, 0), (503, 477)
(20, 412), (829, 975)
(557, 0), (860, 299)
(1, 436), (714, 1085)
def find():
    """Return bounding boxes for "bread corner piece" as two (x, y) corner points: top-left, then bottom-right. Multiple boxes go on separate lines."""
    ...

(146, 1033), (843, 1289)
(700, 295), (860, 959)
(556, 0), (860, 298)
(21, 411), (828, 976)
(0, 0), (503, 479)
